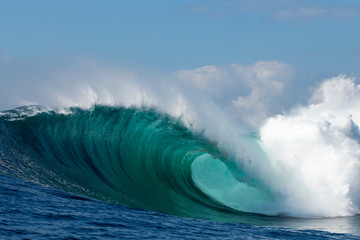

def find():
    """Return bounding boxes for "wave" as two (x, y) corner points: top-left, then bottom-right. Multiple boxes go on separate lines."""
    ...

(0, 75), (360, 221)
(0, 105), (273, 222)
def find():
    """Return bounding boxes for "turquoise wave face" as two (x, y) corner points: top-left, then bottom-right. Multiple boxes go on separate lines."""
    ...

(0, 105), (273, 222)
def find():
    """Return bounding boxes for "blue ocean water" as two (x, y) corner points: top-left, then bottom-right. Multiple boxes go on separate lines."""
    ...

(0, 105), (359, 239)
(1, 175), (359, 240)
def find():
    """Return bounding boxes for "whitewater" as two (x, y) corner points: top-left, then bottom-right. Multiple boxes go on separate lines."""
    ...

(1, 72), (360, 239)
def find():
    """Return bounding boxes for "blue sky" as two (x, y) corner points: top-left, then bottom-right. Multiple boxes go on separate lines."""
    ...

(0, 0), (360, 115)
(1, 0), (359, 73)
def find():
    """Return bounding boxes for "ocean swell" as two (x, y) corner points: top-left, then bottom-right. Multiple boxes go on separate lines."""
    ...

(0, 105), (269, 222)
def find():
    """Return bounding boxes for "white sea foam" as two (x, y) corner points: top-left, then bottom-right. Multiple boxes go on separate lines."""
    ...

(260, 75), (360, 217)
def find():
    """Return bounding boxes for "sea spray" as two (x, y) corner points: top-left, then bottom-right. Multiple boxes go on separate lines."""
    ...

(260, 75), (360, 217)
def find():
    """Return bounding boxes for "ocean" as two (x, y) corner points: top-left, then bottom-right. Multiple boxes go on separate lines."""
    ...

(0, 105), (359, 239)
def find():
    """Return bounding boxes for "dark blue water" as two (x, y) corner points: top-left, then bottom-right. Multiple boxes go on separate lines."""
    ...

(1, 175), (359, 240)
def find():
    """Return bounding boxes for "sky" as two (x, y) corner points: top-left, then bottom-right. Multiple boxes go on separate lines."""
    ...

(0, 0), (360, 123)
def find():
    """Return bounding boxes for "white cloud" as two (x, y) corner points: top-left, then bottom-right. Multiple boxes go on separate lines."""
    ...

(177, 61), (295, 127)
(180, 0), (360, 23)
(177, 65), (234, 95)
(273, 7), (325, 22)
(231, 61), (294, 126)
(270, 3), (360, 23)
(179, 5), (208, 15)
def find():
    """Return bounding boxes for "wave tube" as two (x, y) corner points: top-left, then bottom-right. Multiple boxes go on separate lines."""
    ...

(0, 105), (276, 222)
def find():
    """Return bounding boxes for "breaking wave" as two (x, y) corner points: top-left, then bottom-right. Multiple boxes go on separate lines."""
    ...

(0, 75), (360, 221)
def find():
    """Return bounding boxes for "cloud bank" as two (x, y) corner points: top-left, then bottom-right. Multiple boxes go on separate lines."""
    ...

(177, 61), (295, 127)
